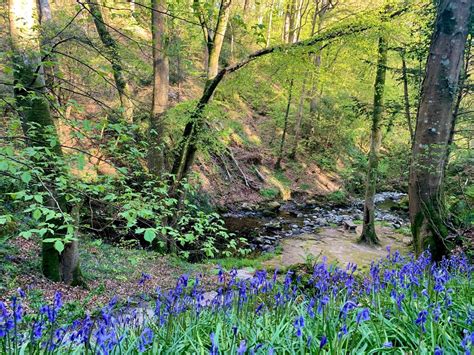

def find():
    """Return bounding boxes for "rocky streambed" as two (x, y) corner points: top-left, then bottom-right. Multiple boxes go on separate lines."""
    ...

(223, 192), (409, 254)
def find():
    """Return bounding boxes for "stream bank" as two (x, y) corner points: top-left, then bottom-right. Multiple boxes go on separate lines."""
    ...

(223, 192), (412, 268)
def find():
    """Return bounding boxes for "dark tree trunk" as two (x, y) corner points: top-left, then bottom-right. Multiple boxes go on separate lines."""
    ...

(289, 78), (306, 160)
(148, 0), (169, 176)
(359, 36), (388, 246)
(275, 79), (294, 169)
(401, 52), (414, 144)
(86, 0), (134, 123)
(408, 0), (472, 260)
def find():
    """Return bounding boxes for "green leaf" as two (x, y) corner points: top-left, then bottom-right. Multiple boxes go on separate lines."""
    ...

(32, 209), (42, 220)
(20, 230), (32, 239)
(144, 229), (156, 243)
(21, 172), (32, 184)
(34, 194), (43, 204)
(54, 240), (64, 253)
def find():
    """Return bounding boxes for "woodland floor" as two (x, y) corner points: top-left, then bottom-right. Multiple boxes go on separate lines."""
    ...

(1, 222), (411, 312)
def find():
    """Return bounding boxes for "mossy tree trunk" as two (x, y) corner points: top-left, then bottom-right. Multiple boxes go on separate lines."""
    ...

(86, 0), (134, 123)
(359, 36), (388, 246)
(408, 0), (472, 260)
(148, 0), (169, 176)
(9, 0), (82, 285)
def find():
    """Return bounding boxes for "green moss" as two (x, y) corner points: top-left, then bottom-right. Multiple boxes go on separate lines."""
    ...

(41, 242), (61, 282)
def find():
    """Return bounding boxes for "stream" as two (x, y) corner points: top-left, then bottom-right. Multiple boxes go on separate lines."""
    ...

(223, 192), (409, 253)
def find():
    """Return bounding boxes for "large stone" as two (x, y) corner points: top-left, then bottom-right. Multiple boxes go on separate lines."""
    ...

(266, 201), (281, 211)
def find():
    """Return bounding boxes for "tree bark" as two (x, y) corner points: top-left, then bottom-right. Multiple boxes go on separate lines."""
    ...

(148, 0), (169, 176)
(400, 51), (414, 144)
(289, 78), (306, 159)
(207, 0), (232, 81)
(283, 3), (290, 43)
(408, 0), (472, 260)
(9, 0), (82, 285)
(38, 0), (52, 22)
(445, 35), (471, 167)
(86, 0), (134, 123)
(275, 79), (294, 169)
(288, 0), (298, 43)
(359, 36), (388, 246)
(265, 0), (274, 48)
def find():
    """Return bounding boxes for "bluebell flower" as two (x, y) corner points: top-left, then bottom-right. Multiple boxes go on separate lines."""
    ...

(32, 320), (43, 340)
(293, 315), (305, 337)
(0, 301), (13, 338)
(356, 308), (370, 324)
(317, 295), (329, 314)
(320, 335), (327, 349)
(17, 288), (26, 298)
(217, 266), (225, 283)
(237, 340), (247, 354)
(338, 324), (347, 339)
(415, 310), (428, 332)
(210, 332), (218, 355)
(383, 341), (393, 348)
(434, 346), (443, 355)
(339, 300), (357, 319)
(138, 327), (153, 353)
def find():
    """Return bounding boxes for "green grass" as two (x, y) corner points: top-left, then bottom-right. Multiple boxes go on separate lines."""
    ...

(209, 246), (282, 270)
(259, 187), (279, 199)
(273, 170), (292, 187)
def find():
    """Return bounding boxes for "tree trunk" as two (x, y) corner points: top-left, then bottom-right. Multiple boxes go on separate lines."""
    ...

(38, 0), (52, 22)
(275, 79), (294, 169)
(400, 52), (414, 144)
(359, 36), (388, 246)
(408, 0), (472, 260)
(265, 0), (274, 48)
(283, 4), (290, 43)
(148, 0), (169, 176)
(9, 0), (82, 285)
(289, 78), (306, 160)
(207, 0), (232, 81)
(86, 0), (134, 123)
(170, 0), (233, 183)
(288, 0), (298, 43)
(445, 34), (471, 167)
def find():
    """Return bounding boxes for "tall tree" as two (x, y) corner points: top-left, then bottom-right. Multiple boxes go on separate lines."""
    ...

(359, 36), (388, 245)
(289, 78), (306, 160)
(408, 0), (472, 259)
(207, 0), (232, 81)
(86, 0), (134, 123)
(400, 50), (414, 143)
(148, 0), (169, 176)
(9, 0), (82, 284)
(172, 0), (233, 181)
(275, 79), (294, 169)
